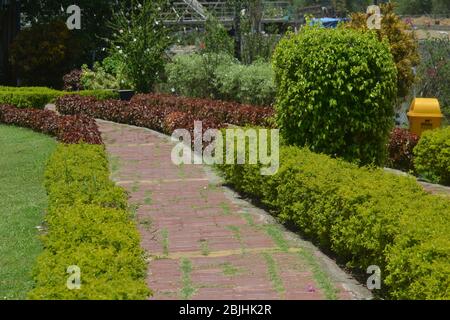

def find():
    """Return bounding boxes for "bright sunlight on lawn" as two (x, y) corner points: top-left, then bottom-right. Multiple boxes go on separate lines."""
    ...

(0, 125), (56, 299)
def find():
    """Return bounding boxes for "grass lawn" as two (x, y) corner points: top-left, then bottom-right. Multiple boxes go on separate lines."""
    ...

(0, 125), (56, 300)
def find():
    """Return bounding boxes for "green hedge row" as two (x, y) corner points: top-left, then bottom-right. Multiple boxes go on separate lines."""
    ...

(0, 87), (119, 109)
(216, 138), (450, 299)
(28, 143), (150, 300)
(414, 126), (450, 186)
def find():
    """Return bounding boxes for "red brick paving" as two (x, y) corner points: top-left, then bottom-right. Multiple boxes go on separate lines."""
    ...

(97, 120), (356, 300)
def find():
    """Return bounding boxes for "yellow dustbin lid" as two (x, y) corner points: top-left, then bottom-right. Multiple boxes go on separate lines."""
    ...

(407, 98), (443, 118)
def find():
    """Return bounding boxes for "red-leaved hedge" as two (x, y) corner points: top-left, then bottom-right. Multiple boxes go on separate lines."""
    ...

(0, 104), (102, 144)
(55, 94), (274, 137)
(131, 94), (274, 128)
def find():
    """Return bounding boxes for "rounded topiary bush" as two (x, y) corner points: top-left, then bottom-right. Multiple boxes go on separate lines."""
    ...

(414, 127), (450, 185)
(272, 27), (398, 165)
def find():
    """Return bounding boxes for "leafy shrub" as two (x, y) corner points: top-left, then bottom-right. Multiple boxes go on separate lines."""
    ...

(63, 70), (84, 91)
(0, 88), (61, 109)
(109, 0), (172, 92)
(216, 138), (450, 299)
(9, 21), (81, 88)
(165, 53), (276, 106)
(215, 60), (276, 106)
(55, 94), (274, 134)
(29, 144), (150, 299)
(0, 87), (119, 109)
(241, 33), (281, 65)
(202, 15), (234, 55)
(0, 105), (103, 144)
(414, 127), (450, 185)
(81, 63), (120, 90)
(387, 128), (420, 172)
(165, 53), (235, 99)
(273, 27), (398, 165)
(347, 3), (420, 98)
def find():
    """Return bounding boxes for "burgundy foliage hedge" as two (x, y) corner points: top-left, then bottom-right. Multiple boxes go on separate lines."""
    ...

(0, 104), (102, 144)
(55, 94), (275, 138)
(131, 94), (275, 128)
(387, 128), (420, 172)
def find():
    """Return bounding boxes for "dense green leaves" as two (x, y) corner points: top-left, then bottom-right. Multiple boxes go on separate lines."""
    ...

(273, 26), (398, 165)
(414, 127), (450, 185)
(165, 53), (276, 106)
(217, 141), (450, 299)
(0, 86), (118, 109)
(29, 144), (150, 300)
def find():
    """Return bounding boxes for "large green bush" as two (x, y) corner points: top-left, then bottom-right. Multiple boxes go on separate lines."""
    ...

(165, 53), (276, 106)
(272, 27), (398, 165)
(216, 135), (450, 299)
(28, 144), (150, 299)
(414, 127), (450, 186)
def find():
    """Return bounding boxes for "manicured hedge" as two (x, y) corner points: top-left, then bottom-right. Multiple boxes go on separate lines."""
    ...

(414, 127), (450, 186)
(0, 86), (119, 109)
(217, 137), (450, 299)
(55, 94), (274, 136)
(0, 105), (103, 144)
(29, 144), (150, 300)
(273, 27), (398, 165)
(0, 88), (61, 109)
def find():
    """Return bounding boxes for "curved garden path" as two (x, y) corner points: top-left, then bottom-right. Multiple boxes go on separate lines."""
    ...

(97, 119), (371, 300)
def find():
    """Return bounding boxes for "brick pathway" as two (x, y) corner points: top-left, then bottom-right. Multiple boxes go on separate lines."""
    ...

(97, 120), (367, 300)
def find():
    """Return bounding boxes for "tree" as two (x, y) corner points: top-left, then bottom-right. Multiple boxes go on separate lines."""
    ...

(393, 0), (432, 15)
(10, 21), (81, 88)
(347, 3), (420, 98)
(20, 0), (120, 63)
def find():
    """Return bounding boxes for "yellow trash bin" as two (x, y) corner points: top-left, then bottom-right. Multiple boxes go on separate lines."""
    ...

(407, 98), (443, 136)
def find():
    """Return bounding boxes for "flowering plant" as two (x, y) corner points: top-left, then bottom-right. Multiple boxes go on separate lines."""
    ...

(109, 0), (172, 93)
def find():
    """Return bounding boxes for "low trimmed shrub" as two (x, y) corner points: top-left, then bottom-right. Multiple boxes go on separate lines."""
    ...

(28, 144), (150, 299)
(414, 127), (450, 185)
(387, 128), (420, 172)
(216, 137), (450, 299)
(0, 88), (61, 109)
(0, 105), (103, 144)
(55, 94), (274, 134)
(0, 87), (119, 109)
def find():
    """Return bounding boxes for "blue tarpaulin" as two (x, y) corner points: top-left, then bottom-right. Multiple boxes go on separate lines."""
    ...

(310, 18), (349, 28)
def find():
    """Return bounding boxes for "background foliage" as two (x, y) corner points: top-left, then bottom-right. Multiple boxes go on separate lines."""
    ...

(347, 3), (420, 98)
(10, 21), (81, 88)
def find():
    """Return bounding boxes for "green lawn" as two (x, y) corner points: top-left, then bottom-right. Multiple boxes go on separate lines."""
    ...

(0, 125), (56, 300)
